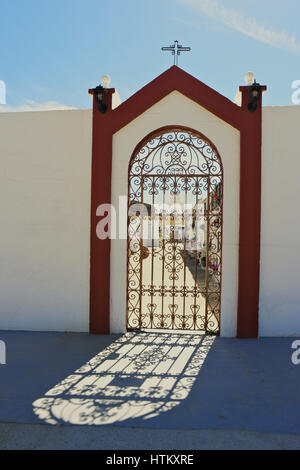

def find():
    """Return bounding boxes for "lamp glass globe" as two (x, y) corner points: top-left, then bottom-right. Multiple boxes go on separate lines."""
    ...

(244, 72), (255, 86)
(101, 75), (111, 89)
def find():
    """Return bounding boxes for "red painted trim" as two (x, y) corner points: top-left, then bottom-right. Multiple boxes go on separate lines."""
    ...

(89, 90), (115, 334)
(89, 66), (266, 338)
(106, 66), (242, 133)
(236, 87), (265, 338)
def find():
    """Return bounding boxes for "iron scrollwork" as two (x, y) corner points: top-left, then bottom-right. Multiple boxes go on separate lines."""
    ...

(127, 128), (223, 334)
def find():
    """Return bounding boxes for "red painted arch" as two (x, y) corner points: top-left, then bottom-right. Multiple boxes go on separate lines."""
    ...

(89, 66), (266, 338)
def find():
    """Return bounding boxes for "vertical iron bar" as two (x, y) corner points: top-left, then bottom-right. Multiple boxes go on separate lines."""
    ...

(171, 176), (177, 330)
(205, 177), (211, 333)
(139, 175), (144, 329)
(150, 177), (155, 328)
(193, 177), (199, 330)
(182, 177), (187, 329)
(161, 177), (166, 328)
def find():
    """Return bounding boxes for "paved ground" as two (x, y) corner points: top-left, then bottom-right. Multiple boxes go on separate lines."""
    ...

(0, 330), (299, 449)
(1, 423), (300, 450)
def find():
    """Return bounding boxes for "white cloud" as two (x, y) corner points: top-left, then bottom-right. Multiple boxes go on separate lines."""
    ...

(178, 0), (300, 54)
(0, 99), (77, 113)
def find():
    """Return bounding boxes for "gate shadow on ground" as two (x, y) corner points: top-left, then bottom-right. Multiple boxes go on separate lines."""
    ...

(0, 331), (299, 433)
(33, 332), (216, 426)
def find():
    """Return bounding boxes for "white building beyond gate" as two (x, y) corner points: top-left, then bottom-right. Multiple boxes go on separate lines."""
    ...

(0, 102), (299, 336)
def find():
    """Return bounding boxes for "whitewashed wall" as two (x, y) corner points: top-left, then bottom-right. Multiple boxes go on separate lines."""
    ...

(0, 102), (299, 337)
(260, 106), (300, 336)
(111, 91), (240, 337)
(0, 110), (92, 332)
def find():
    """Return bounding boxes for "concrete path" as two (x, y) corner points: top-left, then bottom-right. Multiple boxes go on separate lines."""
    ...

(0, 330), (299, 449)
(1, 423), (300, 450)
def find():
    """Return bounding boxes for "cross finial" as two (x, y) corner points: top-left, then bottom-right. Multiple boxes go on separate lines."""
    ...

(161, 40), (191, 66)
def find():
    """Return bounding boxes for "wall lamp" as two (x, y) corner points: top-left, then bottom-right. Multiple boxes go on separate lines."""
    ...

(245, 72), (264, 112)
(248, 81), (264, 112)
(92, 75), (112, 114)
(94, 85), (108, 114)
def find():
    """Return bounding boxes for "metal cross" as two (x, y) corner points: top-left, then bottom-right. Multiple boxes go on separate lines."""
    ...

(161, 40), (191, 66)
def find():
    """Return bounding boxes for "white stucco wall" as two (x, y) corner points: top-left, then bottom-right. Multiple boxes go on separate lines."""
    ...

(260, 106), (300, 336)
(0, 110), (92, 332)
(111, 91), (240, 337)
(1, 99), (298, 337)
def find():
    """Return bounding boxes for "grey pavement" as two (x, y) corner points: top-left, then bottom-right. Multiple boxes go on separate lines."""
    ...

(1, 423), (300, 450)
(0, 330), (299, 450)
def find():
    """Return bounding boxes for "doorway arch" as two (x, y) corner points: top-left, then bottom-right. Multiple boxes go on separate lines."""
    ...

(127, 126), (224, 334)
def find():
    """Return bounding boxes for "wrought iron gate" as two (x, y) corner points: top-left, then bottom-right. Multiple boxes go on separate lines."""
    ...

(127, 128), (223, 334)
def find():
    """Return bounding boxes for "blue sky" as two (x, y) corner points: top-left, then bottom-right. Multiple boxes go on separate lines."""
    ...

(1, 0), (300, 110)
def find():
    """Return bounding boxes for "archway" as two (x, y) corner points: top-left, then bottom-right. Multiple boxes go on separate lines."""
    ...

(127, 127), (223, 334)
